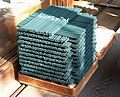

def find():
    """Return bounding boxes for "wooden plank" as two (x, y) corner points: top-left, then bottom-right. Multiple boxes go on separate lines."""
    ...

(41, 0), (51, 9)
(68, 0), (73, 7)
(0, 55), (20, 97)
(0, 42), (17, 59)
(57, 0), (62, 6)
(0, 62), (15, 83)
(0, 14), (17, 56)
(0, 54), (18, 72)
(52, 0), (57, 5)
(97, 0), (120, 30)
(89, 0), (113, 15)
(0, 48), (17, 67)
(18, 59), (98, 97)
(73, 0), (113, 15)
(0, 14), (16, 39)
(17, 86), (63, 97)
(10, 85), (26, 97)
(0, 40), (14, 57)
(0, 79), (21, 97)
(51, 0), (73, 6)
(63, 0), (68, 6)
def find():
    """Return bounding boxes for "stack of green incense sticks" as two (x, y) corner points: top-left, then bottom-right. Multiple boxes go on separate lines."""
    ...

(17, 6), (96, 85)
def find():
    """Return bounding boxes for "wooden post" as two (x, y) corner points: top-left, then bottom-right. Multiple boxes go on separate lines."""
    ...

(68, 0), (73, 7)
(63, 0), (68, 6)
(41, 0), (51, 9)
(58, 0), (62, 6)
(52, 0), (57, 5)
(51, 0), (73, 6)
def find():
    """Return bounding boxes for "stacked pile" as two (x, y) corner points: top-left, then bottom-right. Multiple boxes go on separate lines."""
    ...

(17, 6), (96, 85)
(68, 14), (96, 83)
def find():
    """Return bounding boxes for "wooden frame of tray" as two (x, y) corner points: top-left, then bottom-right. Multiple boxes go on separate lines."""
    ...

(18, 58), (98, 97)
(96, 32), (116, 60)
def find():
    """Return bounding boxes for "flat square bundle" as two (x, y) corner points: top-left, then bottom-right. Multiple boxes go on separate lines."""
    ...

(17, 5), (97, 86)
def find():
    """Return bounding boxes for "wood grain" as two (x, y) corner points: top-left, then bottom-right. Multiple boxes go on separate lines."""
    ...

(73, 0), (113, 15)
(51, 0), (73, 6)
(0, 48), (17, 67)
(41, 0), (51, 9)
(10, 85), (26, 97)
(89, 0), (113, 15)
(0, 54), (20, 97)
(97, 0), (120, 30)
(17, 86), (64, 97)
(68, 0), (73, 7)
(52, 0), (57, 5)
(0, 42), (17, 59)
(57, 0), (62, 6)
(63, 0), (68, 6)
(0, 15), (16, 56)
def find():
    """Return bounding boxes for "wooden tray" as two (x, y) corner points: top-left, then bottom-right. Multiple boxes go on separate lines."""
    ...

(18, 59), (98, 97)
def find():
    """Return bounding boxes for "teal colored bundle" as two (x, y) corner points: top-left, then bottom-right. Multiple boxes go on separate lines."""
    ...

(20, 66), (72, 80)
(19, 55), (73, 69)
(18, 44), (71, 57)
(17, 5), (97, 85)
(19, 59), (72, 72)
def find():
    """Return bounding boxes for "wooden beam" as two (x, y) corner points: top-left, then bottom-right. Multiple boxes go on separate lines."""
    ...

(68, 0), (73, 7)
(10, 85), (26, 97)
(63, 0), (68, 6)
(0, 42), (17, 59)
(89, 0), (113, 15)
(0, 54), (20, 97)
(0, 48), (17, 67)
(73, 0), (113, 15)
(57, 0), (62, 6)
(98, 2), (120, 30)
(41, 0), (51, 9)
(17, 85), (62, 97)
(52, 0), (57, 5)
